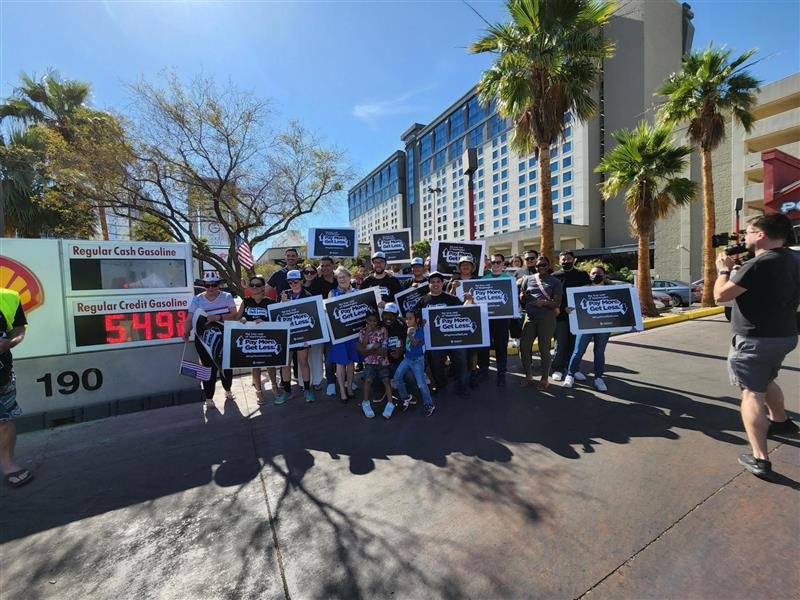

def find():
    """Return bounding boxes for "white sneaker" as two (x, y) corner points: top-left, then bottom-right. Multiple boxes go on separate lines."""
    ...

(563, 375), (574, 388)
(574, 371), (587, 381)
(362, 400), (375, 418)
(594, 377), (607, 392)
(326, 383), (336, 396)
(382, 401), (395, 419)
(511, 339), (520, 348)
(551, 371), (564, 382)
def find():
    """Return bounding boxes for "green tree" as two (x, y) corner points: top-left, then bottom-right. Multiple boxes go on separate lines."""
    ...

(595, 122), (696, 317)
(412, 239), (431, 259)
(0, 70), (111, 238)
(470, 0), (615, 263)
(656, 45), (760, 306)
(132, 212), (175, 242)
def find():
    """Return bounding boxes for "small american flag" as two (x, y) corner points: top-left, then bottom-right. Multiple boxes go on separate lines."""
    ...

(180, 360), (213, 381)
(236, 233), (254, 269)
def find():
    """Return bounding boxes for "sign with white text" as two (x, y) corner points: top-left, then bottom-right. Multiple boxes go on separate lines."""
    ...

(222, 321), (291, 369)
(423, 304), (489, 350)
(371, 229), (412, 263)
(323, 288), (381, 343)
(308, 227), (357, 258)
(430, 240), (486, 277)
(456, 277), (518, 319)
(267, 296), (329, 349)
(567, 284), (643, 334)
(394, 283), (430, 316)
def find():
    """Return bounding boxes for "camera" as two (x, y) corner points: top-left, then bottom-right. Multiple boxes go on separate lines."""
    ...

(724, 243), (747, 256)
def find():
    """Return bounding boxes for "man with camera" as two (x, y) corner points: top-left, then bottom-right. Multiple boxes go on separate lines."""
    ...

(714, 213), (800, 479)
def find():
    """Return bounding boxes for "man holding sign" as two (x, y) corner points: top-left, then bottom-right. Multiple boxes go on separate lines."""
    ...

(478, 253), (514, 387)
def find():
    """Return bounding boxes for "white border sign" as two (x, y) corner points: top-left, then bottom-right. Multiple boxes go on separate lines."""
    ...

(222, 321), (291, 369)
(567, 284), (643, 334)
(394, 283), (430, 316)
(308, 227), (358, 258)
(323, 288), (381, 344)
(455, 277), (519, 319)
(422, 304), (490, 350)
(267, 296), (330, 349)
(430, 240), (487, 277)
(371, 229), (412, 264)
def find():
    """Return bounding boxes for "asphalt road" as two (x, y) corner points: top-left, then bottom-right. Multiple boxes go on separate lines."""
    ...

(1, 314), (798, 600)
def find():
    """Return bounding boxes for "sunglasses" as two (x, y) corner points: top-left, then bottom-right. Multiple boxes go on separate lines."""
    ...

(205, 283), (219, 288)
(303, 271), (316, 275)
(288, 279), (302, 284)
(250, 283), (264, 288)
(491, 260), (504, 265)
(525, 258), (537, 261)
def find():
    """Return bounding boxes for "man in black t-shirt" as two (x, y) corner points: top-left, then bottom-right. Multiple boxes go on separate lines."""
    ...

(308, 256), (338, 395)
(551, 251), (591, 381)
(404, 257), (429, 289)
(418, 271), (473, 398)
(714, 214), (800, 479)
(0, 289), (32, 488)
(362, 252), (403, 302)
(267, 248), (301, 297)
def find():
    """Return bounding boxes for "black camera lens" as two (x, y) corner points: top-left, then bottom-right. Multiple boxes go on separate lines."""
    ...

(724, 243), (747, 256)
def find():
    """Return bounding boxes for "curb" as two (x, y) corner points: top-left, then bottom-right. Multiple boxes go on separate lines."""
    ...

(506, 306), (725, 356)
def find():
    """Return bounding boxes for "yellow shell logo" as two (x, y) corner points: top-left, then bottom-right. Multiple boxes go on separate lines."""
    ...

(0, 256), (45, 313)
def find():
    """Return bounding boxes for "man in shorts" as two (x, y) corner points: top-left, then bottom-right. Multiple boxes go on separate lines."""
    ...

(0, 288), (32, 488)
(714, 213), (800, 479)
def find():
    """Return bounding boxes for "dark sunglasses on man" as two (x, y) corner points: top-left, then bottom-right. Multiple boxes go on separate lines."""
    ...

(250, 282), (264, 288)
(205, 283), (219, 288)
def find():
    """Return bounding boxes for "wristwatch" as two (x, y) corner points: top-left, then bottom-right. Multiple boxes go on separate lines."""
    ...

(718, 270), (730, 276)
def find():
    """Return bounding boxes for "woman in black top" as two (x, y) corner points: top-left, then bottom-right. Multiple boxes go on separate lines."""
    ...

(235, 276), (278, 405)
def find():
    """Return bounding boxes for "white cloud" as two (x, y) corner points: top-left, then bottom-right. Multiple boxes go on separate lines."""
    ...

(351, 86), (434, 125)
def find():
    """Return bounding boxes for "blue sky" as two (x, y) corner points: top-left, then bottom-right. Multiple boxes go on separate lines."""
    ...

(2, 0), (798, 251)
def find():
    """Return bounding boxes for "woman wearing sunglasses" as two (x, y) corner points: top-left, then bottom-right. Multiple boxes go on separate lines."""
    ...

(301, 266), (325, 389)
(183, 274), (237, 409)
(235, 275), (280, 405)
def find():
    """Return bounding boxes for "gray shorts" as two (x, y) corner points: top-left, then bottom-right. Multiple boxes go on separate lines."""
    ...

(0, 374), (22, 422)
(727, 335), (798, 393)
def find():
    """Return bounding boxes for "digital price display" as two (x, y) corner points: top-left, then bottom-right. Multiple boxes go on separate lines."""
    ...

(68, 293), (194, 352)
(64, 241), (193, 297)
(74, 309), (188, 348)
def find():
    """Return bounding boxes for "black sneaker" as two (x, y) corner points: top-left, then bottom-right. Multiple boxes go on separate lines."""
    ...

(738, 453), (772, 479)
(767, 418), (799, 438)
(424, 404), (436, 417)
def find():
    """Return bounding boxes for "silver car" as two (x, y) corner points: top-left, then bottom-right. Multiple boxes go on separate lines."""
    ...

(652, 279), (695, 307)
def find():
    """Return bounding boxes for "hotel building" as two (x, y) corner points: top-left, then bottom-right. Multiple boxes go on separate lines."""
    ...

(349, 0), (694, 259)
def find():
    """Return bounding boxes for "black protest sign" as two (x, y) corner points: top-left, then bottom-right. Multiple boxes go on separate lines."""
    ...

(267, 296), (330, 349)
(394, 283), (430, 316)
(423, 304), (489, 350)
(567, 284), (643, 334)
(430, 240), (487, 276)
(371, 229), (412, 263)
(323, 288), (381, 343)
(308, 227), (357, 258)
(222, 322), (290, 369)
(456, 277), (519, 319)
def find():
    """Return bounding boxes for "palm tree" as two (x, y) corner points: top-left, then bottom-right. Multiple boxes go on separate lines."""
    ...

(470, 0), (615, 262)
(656, 45), (760, 306)
(595, 122), (695, 317)
(0, 70), (110, 239)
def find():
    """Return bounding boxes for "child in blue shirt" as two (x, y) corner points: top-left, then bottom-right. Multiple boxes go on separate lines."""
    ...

(391, 310), (435, 416)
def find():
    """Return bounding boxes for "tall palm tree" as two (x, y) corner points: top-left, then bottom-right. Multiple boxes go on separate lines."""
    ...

(657, 45), (760, 306)
(470, 0), (615, 262)
(595, 122), (695, 317)
(0, 70), (110, 239)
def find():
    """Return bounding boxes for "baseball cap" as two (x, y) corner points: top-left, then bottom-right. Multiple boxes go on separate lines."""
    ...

(371, 251), (387, 261)
(383, 302), (400, 314)
(458, 255), (475, 265)
(427, 271), (446, 281)
(286, 269), (302, 281)
(410, 257), (424, 266)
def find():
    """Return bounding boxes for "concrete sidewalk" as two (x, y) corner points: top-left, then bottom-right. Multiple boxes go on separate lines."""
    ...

(1, 315), (798, 599)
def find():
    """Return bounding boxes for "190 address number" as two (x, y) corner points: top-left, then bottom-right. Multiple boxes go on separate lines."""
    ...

(36, 369), (103, 397)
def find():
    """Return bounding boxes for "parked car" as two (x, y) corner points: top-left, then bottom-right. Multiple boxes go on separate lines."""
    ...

(609, 280), (671, 310)
(651, 279), (697, 307)
(693, 279), (734, 320)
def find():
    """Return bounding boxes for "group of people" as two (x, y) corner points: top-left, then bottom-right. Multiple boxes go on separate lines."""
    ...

(183, 245), (624, 419)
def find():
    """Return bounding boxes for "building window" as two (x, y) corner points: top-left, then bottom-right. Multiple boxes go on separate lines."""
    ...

(502, 217), (508, 226)
(468, 96), (486, 128)
(563, 185), (572, 197)
(563, 201), (572, 211)
(420, 133), (433, 159)
(552, 175), (559, 186)
(528, 183), (537, 194)
(551, 162), (558, 172)
(451, 108), (465, 139)
(563, 215), (572, 224)
(520, 213), (526, 222)
(468, 126), (483, 149)
(519, 187), (526, 196)
(563, 141), (572, 153)
(563, 170), (572, 182)
(519, 174), (526, 184)
(562, 156), (572, 168)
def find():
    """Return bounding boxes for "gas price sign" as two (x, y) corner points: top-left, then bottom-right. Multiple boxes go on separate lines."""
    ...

(69, 294), (193, 351)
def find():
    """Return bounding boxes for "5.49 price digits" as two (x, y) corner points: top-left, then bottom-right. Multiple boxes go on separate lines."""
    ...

(104, 310), (187, 344)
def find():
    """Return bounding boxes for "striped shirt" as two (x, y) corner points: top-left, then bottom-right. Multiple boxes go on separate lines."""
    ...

(188, 291), (236, 317)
